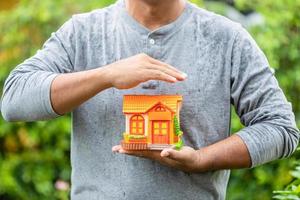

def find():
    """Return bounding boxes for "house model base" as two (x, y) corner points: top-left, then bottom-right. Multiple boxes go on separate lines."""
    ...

(121, 95), (183, 151)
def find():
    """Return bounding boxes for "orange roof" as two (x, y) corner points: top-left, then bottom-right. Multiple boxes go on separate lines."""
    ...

(123, 95), (182, 113)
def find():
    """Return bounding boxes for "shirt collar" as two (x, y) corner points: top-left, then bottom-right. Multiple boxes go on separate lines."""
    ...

(117, 0), (193, 37)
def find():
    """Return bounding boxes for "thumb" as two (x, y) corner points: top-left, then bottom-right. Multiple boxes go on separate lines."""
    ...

(161, 148), (186, 162)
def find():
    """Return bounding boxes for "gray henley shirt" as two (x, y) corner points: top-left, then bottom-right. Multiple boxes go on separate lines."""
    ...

(1, 0), (299, 199)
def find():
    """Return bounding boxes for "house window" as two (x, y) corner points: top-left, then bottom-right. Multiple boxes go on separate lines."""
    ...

(153, 121), (168, 135)
(155, 105), (166, 112)
(130, 115), (144, 135)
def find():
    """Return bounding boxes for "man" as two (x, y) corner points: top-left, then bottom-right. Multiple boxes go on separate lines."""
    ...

(1, 0), (299, 199)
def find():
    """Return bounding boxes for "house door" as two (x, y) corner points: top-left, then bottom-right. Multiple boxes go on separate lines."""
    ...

(152, 121), (169, 144)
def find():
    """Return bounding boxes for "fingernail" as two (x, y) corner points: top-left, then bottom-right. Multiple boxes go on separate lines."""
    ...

(161, 151), (169, 157)
(112, 146), (118, 152)
(182, 72), (188, 78)
(119, 149), (125, 154)
(112, 149), (118, 153)
(171, 77), (177, 82)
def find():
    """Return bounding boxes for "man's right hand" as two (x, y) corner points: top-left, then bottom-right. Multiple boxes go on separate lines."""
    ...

(51, 53), (186, 115)
(104, 53), (187, 89)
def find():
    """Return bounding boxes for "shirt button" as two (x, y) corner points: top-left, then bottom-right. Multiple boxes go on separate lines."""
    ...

(149, 38), (155, 45)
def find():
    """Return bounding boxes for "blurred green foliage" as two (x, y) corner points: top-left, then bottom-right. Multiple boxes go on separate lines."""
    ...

(0, 1), (115, 199)
(0, 0), (299, 200)
(226, 0), (300, 199)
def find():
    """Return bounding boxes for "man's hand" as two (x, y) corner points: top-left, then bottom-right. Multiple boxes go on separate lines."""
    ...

(112, 135), (252, 173)
(105, 53), (187, 89)
(112, 145), (207, 173)
(51, 53), (186, 115)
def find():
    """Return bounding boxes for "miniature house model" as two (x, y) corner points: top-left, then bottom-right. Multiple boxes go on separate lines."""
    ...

(121, 95), (183, 150)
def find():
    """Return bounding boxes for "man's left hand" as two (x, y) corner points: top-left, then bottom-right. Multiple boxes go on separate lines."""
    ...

(112, 145), (208, 173)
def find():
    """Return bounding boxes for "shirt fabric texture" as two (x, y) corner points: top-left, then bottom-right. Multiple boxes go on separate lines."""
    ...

(1, 1), (299, 199)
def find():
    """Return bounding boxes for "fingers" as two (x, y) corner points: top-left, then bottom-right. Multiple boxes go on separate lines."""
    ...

(112, 145), (122, 152)
(130, 150), (187, 172)
(113, 145), (184, 162)
(161, 148), (188, 162)
(134, 151), (161, 159)
(112, 145), (192, 172)
(146, 63), (187, 81)
(147, 57), (187, 79)
(144, 69), (178, 83)
(112, 145), (135, 155)
(112, 145), (161, 159)
(156, 155), (185, 170)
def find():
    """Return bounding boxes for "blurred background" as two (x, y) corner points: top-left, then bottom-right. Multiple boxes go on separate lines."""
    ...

(0, 0), (299, 199)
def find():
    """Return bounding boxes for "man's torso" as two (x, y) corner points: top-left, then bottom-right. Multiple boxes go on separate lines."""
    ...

(70, 1), (239, 199)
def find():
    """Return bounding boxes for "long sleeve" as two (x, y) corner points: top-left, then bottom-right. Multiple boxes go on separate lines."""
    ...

(1, 18), (76, 122)
(231, 27), (300, 167)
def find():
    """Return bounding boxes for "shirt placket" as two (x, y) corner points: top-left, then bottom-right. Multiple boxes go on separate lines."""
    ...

(142, 33), (162, 89)
(146, 33), (161, 59)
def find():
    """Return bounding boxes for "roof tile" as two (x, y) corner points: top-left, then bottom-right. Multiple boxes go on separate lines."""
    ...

(123, 95), (182, 113)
